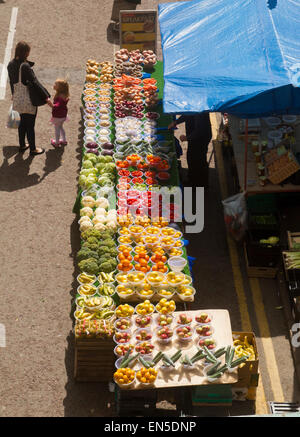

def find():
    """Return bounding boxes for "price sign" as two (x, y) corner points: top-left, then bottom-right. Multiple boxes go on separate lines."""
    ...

(119, 9), (157, 53)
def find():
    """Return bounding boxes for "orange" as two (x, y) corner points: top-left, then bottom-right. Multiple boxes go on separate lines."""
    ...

(152, 265), (158, 271)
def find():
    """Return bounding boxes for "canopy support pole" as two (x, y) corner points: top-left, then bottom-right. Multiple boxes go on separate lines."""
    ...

(244, 119), (248, 193)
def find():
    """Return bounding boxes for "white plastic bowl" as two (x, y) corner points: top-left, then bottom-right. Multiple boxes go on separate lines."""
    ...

(168, 256), (187, 272)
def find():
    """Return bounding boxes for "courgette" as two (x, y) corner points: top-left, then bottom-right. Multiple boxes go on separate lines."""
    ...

(119, 350), (132, 367)
(227, 347), (235, 367)
(203, 346), (218, 363)
(172, 351), (182, 364)
(162, 353), (175, 367)
(183, 354), (193, 366)
(171, 350), (182, 361)
(139, 356), (152, 369)
(190, 351), (206, 364)
(230, 356), (248, 368)
(152, 351), (164, 364)
(207, 371), (223, 379)
(213, 347), (226, 359)
(225, 345), (231, 363)
(206, 361), (222, 376)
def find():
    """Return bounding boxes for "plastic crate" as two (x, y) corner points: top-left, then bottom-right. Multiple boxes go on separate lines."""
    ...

(246, 230), (281, 268)
(246, 194), (277, 214)
(248, 211), (280, 232)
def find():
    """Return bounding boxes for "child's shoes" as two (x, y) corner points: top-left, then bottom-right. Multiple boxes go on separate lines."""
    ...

(51, 139), (61, 148)
(59, 140), (68, 146)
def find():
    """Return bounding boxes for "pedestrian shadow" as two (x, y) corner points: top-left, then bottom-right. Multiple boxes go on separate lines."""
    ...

(0, 145), (65, 191)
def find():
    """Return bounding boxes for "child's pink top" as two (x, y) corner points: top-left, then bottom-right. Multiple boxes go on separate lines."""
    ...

(52, 96), (69, 118)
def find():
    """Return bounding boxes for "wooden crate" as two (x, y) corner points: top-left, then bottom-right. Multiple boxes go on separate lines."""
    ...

(74, 337), (115, 382)
(287, 231), (300, 251)
(244, 243), (278, 278)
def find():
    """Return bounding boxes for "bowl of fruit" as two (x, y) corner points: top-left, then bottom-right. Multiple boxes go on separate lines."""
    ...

(135, 300), (155, 316)
(166, 271), (185, 287)
(114, 368), (136, 388)
(114, 343), (134, 358)
(176, 313), (192, 326)
(155, 314), (173, 327)
(156, 298), (176, 315)
(114, 317), (132, 332)
(146, 271), (165, 287)
(156, 288), (176, 300)
(115, 272), (129, 286)
(198, 337), (217, 351)
(116, 284), (136, 300)
(115, 304), (135, 318)
(195, 325), (214, 337)
(176, 285), (196, 302)
(134, 328), (153, 342)
(175, 325), (193, 342)
(127, 271), (146, 287)
(195, 312), (213, 325)
(135, 314), (153, 329)
(135, 341), (155, 356)
(113, 331), (132, 344)
(136, 367), (158, 386)
(155, 326), (174, 344)
(136, 285), (155, 301)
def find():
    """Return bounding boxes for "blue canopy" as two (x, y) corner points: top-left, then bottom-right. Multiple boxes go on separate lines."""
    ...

(158, 0), (300, 118)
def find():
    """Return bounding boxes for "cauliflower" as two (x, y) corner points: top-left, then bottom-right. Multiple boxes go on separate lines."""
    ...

(80, 206), (94, 218)
(79, 216), (92, 225)
(81, 196), (95, 208)
(94, 223), (106, 231)
(92, 216), (107, 225)
(78, 258), (99, 275)
(94, 207), (106, 216)
(107, 208), (117, 216)
(95, 197), (109, 209)
(106, 221), (117, 231)
(80, 221), (93, 232)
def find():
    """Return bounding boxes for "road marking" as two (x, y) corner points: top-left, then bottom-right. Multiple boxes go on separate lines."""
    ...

(212, 130), (268, 414)
(0, 7), (18, 100)
(0, 324), (6, 347)
(249, 278), (285, 402)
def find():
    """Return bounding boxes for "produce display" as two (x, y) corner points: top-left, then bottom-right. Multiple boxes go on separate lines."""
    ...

(75, 55), (239, 391)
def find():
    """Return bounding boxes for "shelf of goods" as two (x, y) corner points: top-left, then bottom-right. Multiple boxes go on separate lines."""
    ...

(75, 54), (236, 386)
(227, 115), (300, 194)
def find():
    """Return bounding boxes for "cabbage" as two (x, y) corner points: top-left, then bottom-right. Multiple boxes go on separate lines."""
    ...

(82, 160), (93, 169)
(98, 176), (113, 187)
(79, 175), (87, 186)
(105, 163), (116, 173)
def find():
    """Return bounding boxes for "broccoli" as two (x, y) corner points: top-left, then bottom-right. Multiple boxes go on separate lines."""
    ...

(77, 248), (99, 263)
(82, 242), (100, 252)
(78, 258), (99, 275)
(98, 255), (113, 265)
(98, 246), (111, 256)
(108, 248), (118, 258)
(81, 228), (102, 241)
(99, 260), (115, 273)
(101, 238), (116, 248)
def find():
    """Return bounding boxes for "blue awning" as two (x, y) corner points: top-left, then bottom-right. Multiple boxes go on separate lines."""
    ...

(158, 0), (300, 117)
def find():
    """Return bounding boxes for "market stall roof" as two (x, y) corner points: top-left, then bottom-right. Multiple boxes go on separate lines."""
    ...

(158, 0), (300, 118)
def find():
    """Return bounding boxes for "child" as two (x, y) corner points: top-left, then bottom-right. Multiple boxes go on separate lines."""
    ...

(49, 79), (69, 147)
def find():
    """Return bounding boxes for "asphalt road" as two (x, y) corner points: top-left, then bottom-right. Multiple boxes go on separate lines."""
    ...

(0, 0), (299, 417)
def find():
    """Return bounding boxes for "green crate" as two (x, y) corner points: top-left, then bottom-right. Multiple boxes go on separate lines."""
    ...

(192, 384), (233, 405)
(246, 194), (277, 214)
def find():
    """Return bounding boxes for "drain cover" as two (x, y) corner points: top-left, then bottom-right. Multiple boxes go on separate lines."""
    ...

(269, 402), (300, 414)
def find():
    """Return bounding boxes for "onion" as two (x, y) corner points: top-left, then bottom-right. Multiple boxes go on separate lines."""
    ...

(101, 149), (114, 156)
(102, 142), (114, 150)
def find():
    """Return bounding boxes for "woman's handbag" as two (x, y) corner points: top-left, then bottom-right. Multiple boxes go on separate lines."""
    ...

(27, 78), (50, 106)
(12, 62), (36, 114)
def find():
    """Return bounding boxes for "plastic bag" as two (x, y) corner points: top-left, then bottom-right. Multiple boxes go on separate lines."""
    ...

(222, 192), (247, 241)
(6, 105), (20, 129)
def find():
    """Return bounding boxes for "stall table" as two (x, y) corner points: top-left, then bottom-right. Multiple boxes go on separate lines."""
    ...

(117, 309), (237, 391)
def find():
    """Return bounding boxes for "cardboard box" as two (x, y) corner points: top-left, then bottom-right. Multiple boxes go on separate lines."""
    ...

(232, 332), (259, 400)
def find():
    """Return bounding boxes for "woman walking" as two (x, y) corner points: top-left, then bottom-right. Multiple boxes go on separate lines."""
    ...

(7, 41), (51, 156)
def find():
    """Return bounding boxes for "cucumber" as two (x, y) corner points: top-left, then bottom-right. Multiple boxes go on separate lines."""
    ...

(183, 354), (193, 366)
(230, 356), (248, 368)
(191, 351), (206, 364)
(213, 347), (226, 359)
(203, 346), (218, 363)
(120, 353), (139, 368)
(139, 356), (152, 369)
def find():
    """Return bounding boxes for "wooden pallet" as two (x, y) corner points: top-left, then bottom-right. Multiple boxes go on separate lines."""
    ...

(244, 244), (278, 279)
(74, 337), (115, 382)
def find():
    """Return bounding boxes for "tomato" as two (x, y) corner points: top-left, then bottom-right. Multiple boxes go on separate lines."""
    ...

(131, 171), (143, 178)
(146, 178), (158, 185)
(157, 172), (170, 180)
(118, 170), (130, 177)
(132, 177), (144, 185)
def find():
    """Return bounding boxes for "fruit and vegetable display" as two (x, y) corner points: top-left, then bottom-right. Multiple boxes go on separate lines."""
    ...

(74, 55), (241, 389)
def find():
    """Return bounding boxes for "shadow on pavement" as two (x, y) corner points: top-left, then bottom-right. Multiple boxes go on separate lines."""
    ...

(0, 145), (65, 191)
(63, 109), (115, 417)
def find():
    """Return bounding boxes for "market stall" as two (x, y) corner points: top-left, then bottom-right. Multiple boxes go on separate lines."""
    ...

(70, 49), (258, 411)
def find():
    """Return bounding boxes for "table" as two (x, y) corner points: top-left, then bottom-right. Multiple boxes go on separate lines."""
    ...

(228, 115), (300, 194)
(118, 309), (237, 390)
